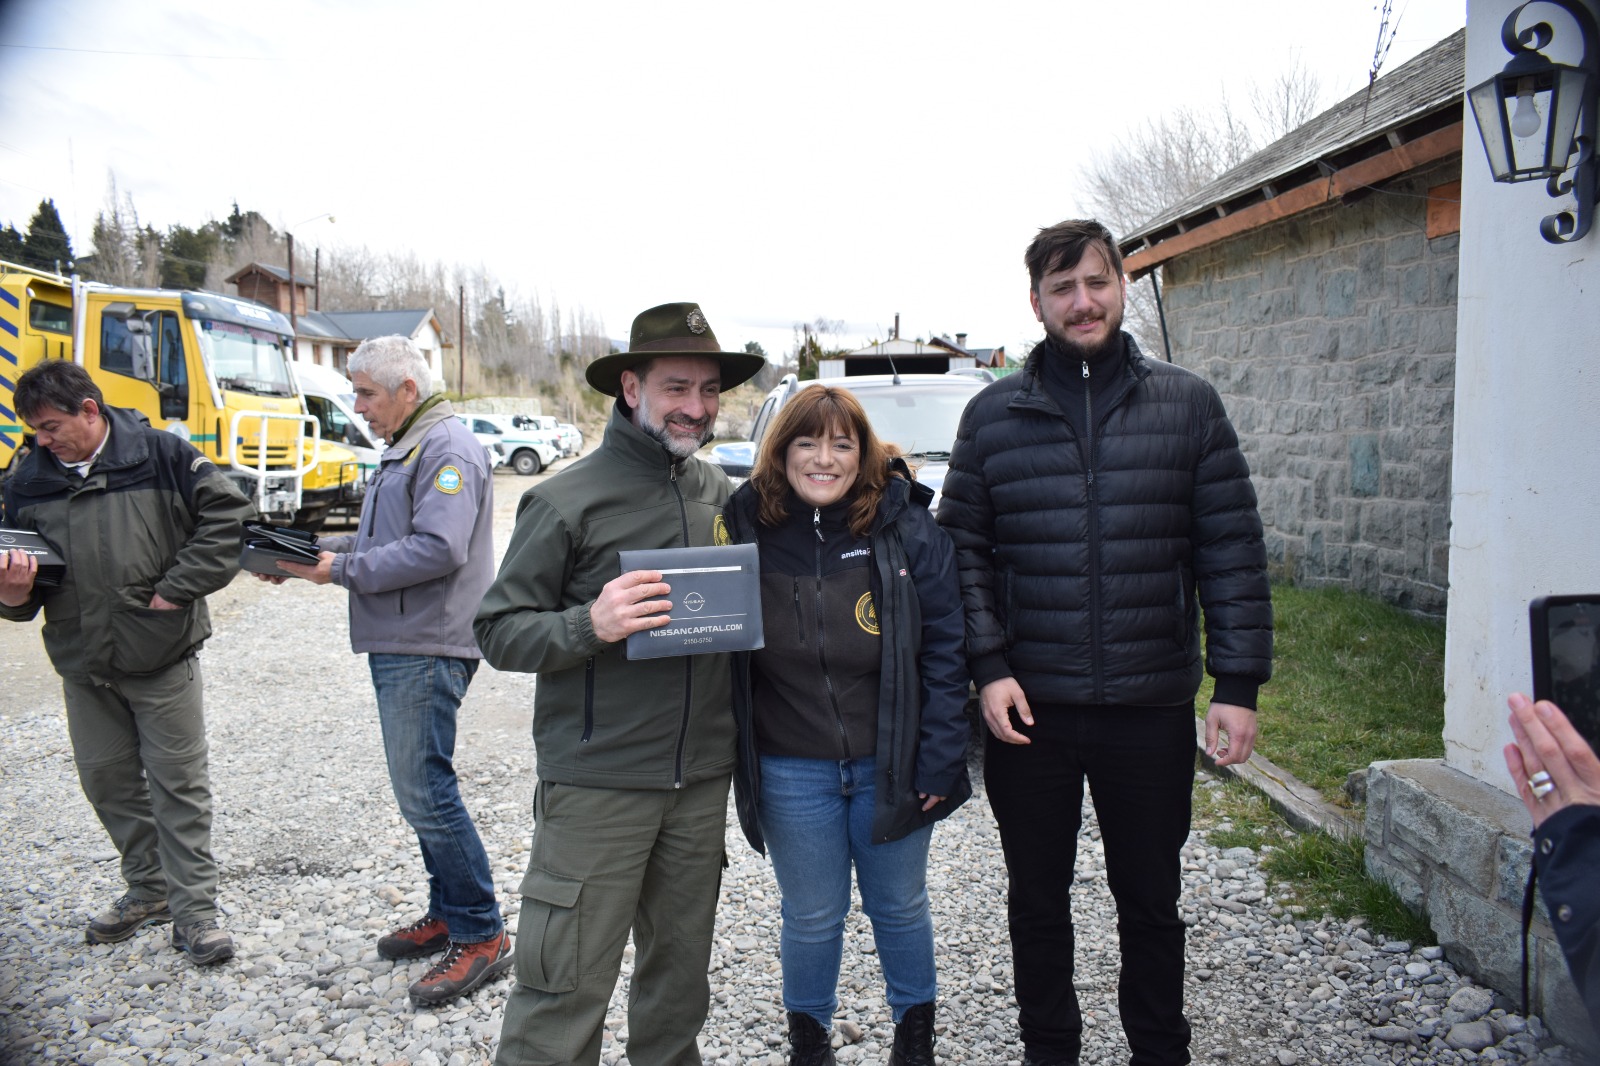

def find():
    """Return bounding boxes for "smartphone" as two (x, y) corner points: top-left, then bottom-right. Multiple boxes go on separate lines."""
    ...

(1530, 595), (1600, 754)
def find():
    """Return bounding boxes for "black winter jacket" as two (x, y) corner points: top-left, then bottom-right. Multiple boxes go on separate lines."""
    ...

(937, 333), (1272, 708)
(727, 473), (972, 853)
(1533, 804), (1600, 1034)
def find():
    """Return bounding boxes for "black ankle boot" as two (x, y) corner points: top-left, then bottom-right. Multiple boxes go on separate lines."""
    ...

(890, 1001), (936, 1066)
(787, 1011), (836, 1066)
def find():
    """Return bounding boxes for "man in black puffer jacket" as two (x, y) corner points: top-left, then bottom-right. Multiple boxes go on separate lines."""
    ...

(938, 219), (1272, 1066)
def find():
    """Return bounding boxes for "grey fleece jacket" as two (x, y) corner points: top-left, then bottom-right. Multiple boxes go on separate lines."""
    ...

(320, 398), (493, 658)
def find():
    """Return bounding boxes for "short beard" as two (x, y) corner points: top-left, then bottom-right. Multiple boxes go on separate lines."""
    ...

(1043, 309), (1124, 363)
(636, 396), (712, 460)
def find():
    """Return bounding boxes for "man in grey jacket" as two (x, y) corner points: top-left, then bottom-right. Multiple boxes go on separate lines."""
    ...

(273, 335), (506, 1008)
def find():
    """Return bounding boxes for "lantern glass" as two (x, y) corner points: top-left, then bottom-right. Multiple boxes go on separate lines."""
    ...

(1471, 60), (1593, 183)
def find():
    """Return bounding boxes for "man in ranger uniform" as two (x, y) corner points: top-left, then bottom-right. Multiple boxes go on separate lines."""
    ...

(475, 303), (764, 1066)
(0, 360), (252, 966)
(272, 334), (506, 1008)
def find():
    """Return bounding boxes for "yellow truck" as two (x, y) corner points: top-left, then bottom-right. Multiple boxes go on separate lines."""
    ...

(0, 261), (363, 528)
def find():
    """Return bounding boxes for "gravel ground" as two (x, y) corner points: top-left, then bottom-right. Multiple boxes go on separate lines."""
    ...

(0, 464), (1587, 1066)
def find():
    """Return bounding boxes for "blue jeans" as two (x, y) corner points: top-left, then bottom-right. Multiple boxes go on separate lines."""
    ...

(369, 654), (502, 943)
(757, 755), (936, 1028)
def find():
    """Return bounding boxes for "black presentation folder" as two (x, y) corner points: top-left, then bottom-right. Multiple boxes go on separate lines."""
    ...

(239, 522), (321, 576)
(618, 543), (764, 660)
(0, 526), (66, 587)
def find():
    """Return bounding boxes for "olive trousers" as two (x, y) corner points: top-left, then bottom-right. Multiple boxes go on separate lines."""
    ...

(63, 655), (219, 926)
(495, 773), (730, 1066)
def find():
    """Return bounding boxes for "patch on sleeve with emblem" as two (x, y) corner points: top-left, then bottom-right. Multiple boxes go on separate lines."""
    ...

(713, 514), (730, 545)
(433, 466), (464, 494)
(189, 456), (214, 473)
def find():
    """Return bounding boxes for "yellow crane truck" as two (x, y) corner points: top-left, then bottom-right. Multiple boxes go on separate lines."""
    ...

(0, 261), (364, 529)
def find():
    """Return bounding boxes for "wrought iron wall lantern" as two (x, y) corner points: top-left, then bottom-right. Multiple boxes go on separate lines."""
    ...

(1467, 0), (1599, 243)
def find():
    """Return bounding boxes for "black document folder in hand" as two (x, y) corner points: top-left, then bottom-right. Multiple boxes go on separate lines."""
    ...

(239, 522), (321, 576)
(0, 526), (66, 587)
(618, 543), (763, 660)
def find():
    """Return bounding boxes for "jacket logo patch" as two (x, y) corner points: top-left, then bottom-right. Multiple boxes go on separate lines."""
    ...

(434, 466), (464, 494)
(189, 456), (213, 473)
(713, 514), (730, 546)
(855, 592), (879, 636)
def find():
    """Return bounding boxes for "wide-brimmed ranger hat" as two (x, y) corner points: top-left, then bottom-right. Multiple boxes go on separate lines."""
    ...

(585, 302), (766, 397)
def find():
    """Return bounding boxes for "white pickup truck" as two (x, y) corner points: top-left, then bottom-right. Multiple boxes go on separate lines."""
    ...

(459, 412), (561, 475)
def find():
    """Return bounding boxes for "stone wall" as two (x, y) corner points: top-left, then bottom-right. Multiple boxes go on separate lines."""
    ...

(1158, 158), (1461, 616)
(1364, 760), (1593, 1049)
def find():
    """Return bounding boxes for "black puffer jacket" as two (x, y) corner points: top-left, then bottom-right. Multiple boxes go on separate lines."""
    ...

(727, 472), (972, 853)
(937, 333), (1272, 708)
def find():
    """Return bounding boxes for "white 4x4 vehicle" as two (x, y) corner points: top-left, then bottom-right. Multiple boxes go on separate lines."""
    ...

(459, 413), (560, 475)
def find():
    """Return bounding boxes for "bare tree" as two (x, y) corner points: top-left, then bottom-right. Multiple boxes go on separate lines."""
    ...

(1076, 64), (1326, 349)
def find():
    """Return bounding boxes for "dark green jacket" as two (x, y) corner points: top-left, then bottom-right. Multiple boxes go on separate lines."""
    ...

(0, 406), (253, 683)
(474, 402), (736, 789)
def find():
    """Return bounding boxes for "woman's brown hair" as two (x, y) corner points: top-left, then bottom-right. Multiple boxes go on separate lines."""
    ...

(750, 385), (908, 539)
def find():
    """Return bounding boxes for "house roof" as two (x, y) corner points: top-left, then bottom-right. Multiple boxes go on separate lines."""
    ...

(225, 262), (314, 287)
(1120, 28), (1465, 277)
(289, 308), (441, 344)
(845, 338), (954, 357)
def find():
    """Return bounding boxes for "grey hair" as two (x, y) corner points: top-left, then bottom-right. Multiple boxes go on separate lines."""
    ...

(348, 335), (433, 400)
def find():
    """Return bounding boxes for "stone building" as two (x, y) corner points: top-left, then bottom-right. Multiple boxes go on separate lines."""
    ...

(1119, 31), (1466, 617)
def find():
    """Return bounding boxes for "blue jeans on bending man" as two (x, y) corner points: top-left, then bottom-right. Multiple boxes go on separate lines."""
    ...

(369, 654), (502, 942)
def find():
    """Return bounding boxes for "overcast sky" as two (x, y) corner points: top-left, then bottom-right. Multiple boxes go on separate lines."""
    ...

(0, 0), (1467, 360)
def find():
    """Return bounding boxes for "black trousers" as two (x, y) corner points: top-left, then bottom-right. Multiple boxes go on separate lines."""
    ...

(984, 703), (1196, 1066)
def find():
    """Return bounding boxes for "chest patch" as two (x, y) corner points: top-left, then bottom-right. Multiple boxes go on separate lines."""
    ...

(434, 466), (463, 494)
(855, 592), (879, 635)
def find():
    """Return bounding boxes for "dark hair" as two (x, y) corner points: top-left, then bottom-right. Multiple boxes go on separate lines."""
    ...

(1025, 219), (1123, 293)
(750, 386), (908, 539)
(14, 360), (103, 421)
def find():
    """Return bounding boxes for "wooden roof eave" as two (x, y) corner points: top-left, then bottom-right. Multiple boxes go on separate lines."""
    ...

(1123, 121), (1463, 281)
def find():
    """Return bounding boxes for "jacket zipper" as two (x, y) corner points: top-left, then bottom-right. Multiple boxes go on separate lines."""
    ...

(813, 507), (852, 759)
(792, 579), (805, 644)
(1083, 359), (1104, 703)
(581, 656), (595, 742)
(670, 459), (692, 788)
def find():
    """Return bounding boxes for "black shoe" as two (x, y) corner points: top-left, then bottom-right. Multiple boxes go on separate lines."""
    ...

(1022, 1055), (1077, 1066)
(86, 894), (171, 944)
(787, 1011), (836, 1066)
(171, 919), (235, 966)
(890, 1001), (936, 1066)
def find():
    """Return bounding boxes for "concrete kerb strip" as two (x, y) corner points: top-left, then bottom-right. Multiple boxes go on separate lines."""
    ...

(1193, 718), (1362, 841)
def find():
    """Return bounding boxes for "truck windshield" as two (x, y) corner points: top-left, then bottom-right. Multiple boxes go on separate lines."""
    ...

(197, 320), (294, 397)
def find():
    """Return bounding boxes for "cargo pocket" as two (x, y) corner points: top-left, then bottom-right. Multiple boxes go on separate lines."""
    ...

(109, 603), (195, 675)
(515, 868), (583, 993)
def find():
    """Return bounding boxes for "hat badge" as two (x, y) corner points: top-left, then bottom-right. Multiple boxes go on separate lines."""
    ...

(686, 309), (708, 335)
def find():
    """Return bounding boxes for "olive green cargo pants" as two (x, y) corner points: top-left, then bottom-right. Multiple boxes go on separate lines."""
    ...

(63, 655), (219, 925)
(495, 774), (730, 1066)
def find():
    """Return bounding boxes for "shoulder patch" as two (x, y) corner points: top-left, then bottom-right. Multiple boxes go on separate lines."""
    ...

(434, 466), (464, 494)
(190, 456), (213, 474)
(712, 513), (730, 546)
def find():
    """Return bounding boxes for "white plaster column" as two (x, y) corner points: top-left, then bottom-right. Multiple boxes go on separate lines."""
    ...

(1447, 0), (1600, 786)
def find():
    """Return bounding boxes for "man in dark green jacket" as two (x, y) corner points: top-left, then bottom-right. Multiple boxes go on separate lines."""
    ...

(0, 361), (252, 966)
(475, 303), (763, 1066)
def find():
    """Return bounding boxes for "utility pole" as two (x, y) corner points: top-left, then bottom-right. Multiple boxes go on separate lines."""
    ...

(286, 233), (298, 357)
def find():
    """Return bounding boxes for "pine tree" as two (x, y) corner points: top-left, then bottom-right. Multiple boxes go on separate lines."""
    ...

(21, 199), (73, 271)
(0, 223), (23, 263)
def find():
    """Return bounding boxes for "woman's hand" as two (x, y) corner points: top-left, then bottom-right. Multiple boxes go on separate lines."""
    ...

(1503, 692), (1600, 828)
(918, 793), (946, 812)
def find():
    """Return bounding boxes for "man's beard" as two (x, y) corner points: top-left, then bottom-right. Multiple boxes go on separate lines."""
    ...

(636, 394), (713, 460)
(1044, 303), (1124, 362)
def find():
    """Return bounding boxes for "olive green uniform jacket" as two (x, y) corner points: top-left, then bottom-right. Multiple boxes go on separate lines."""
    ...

(473, 402), (736, 789)
(0, 406), (253, 683)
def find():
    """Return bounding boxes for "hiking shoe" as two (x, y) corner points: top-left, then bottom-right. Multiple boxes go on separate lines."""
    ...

(408, 931), (512, 1007)
(378, 915), (450, 960)
(171, 919), (235, 965)
(86, 894), (171, 944)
